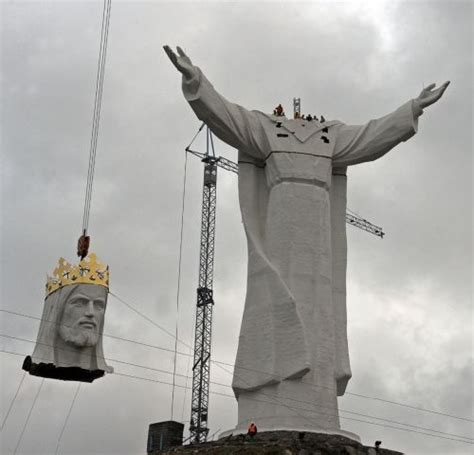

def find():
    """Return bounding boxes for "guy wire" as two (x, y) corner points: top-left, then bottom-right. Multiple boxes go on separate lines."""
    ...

(2, 305), (472, 424)
(171, 149), (189, 420)
(1, 371), (26, 431)
(54, 383), (82, 455)
(1, 347), (472, 443)
(100, 295), (474, 424)
(13, 378), (44, 455)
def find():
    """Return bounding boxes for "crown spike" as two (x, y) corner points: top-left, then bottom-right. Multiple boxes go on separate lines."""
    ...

(45, 253), (109, 297)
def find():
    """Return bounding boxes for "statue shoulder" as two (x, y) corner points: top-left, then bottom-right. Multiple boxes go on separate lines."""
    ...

(253, 110), (279, 121)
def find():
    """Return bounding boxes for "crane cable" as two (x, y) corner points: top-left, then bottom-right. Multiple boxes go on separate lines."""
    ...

(172, 122), (206, 420)
(171, 150), (189, 420)
(79, 0), (112, 257)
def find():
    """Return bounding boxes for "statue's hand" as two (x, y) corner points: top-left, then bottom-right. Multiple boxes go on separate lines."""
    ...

(415, 81), (450, 109)
(163, 45), (196, 80)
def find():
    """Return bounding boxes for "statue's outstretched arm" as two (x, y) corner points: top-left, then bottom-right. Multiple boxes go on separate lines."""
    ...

(333, 81), (450, 167)
(164, 46), (267, 158)
(416, 81), (450, 109)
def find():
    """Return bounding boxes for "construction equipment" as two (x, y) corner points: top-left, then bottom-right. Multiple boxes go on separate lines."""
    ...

(187, 128), (218, 444)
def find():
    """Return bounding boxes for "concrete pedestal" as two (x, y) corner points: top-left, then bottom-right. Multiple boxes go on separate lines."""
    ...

(157, 431), (404, 454)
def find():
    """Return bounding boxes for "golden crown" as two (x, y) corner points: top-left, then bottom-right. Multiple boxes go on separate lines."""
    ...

(45, 253), (109, 297)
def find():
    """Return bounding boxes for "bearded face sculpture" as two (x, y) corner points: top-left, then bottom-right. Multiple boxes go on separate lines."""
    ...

(58, 284), (106, 348)
(23, 254), (113, 382)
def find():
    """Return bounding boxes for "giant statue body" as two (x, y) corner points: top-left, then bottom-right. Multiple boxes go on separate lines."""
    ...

(165, 46), (449, 438)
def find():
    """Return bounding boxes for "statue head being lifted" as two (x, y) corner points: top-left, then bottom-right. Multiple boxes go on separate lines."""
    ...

(23, 254), (113, 382)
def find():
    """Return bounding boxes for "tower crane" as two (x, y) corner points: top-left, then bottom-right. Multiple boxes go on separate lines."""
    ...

(185, 120), (385, 444)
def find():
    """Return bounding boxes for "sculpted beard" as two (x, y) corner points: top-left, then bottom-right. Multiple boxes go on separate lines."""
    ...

(59, 324), (99, 347)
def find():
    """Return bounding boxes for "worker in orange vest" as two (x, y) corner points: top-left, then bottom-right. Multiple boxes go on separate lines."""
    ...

(247, 422), (257, 438)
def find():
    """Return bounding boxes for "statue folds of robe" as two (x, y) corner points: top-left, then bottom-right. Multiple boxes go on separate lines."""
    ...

(181, 67), (422, 435)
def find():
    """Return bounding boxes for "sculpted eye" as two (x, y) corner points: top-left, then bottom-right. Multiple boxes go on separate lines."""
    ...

(69, 298), (87, 306)
(94, 301), (105, 311)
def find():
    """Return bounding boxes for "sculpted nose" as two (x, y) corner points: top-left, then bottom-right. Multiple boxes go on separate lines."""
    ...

(84, 300), (95, 317)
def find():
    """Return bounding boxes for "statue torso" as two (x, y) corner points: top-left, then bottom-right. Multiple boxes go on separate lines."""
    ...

(254, 112), (341, 190)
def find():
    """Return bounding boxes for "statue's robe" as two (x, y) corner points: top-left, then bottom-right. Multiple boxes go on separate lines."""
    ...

(182, 68), (422, 433)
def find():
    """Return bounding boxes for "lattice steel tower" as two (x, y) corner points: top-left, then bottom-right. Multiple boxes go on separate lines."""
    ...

(293, 97), (301, 118)
(189, 128), (217, 444)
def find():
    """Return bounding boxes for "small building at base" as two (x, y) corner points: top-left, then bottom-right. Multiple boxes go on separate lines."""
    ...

(147, 421), (184, 453)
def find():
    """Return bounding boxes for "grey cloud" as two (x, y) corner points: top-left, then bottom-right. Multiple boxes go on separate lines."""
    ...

(1, 1), (472, 454)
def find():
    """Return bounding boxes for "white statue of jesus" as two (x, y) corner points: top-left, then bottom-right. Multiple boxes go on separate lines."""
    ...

(164, 45), (449, 438)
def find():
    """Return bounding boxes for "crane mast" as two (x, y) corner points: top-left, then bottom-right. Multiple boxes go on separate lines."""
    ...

(189, 129), (217, 444)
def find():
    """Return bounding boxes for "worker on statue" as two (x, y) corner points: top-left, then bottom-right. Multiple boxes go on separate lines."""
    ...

(163, 45), (449, 438)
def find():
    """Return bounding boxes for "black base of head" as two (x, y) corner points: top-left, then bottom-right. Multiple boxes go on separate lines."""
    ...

(22, 356), (105, 382)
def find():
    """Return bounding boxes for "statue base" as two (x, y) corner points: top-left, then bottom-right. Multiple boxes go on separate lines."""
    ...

(220, 426), (361, 442)
(155, 430), (404, 454)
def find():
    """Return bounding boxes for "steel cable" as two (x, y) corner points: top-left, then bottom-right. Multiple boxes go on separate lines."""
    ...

(54, 383), (81, 455)
(1, 371), (26, 432)
(2, 306), (472, 424)
(171, 149), (189, 420)
(13, 378), (44, 454)
(2, 345), (472, 444)
(82, 0), (112, 234)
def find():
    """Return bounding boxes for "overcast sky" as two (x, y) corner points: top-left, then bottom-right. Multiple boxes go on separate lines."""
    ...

(1, 1), (472, 454)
